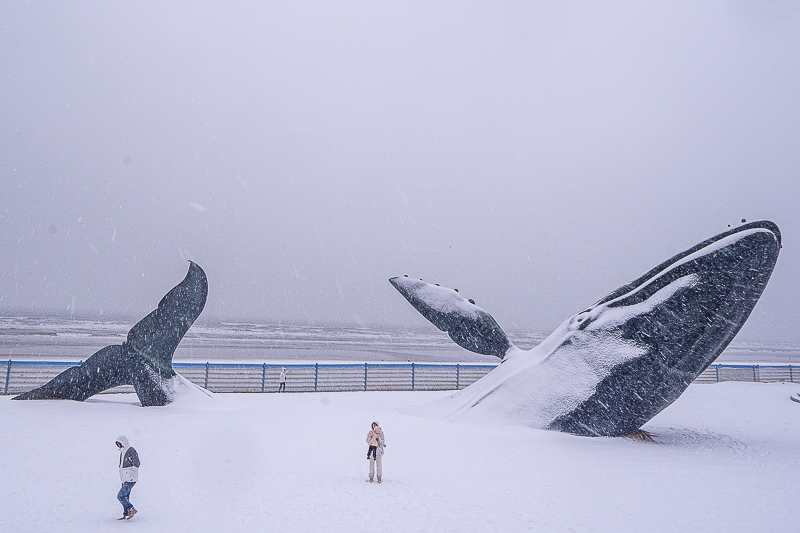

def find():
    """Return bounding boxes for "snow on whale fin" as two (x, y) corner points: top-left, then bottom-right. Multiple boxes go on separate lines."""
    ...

(389, 276), (513, 358)
(13, 262), (208, 407)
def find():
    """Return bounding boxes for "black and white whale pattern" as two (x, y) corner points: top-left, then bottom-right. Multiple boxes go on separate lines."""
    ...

(390, 220), (782, 437)
(13, 262), (208, 407)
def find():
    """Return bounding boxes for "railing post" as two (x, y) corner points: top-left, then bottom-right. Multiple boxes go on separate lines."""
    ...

(412, 363), (416, 391)
(261, 363), (266, 393)
(791, 365), (794, 383)
(753, 365), (758, 382)
(364, 363), (368, 391)
(715, 365), (719, 383)
(4, 360), (11, 395)
(204, 362), (210, 389)
(314, 363), (319, 392)
(456, 363), (460, 390)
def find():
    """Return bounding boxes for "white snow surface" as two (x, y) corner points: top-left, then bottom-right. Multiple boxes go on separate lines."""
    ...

(1, 382), (798, 532)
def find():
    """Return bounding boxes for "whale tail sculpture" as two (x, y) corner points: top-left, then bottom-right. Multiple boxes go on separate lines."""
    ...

(13, 261), (208, 406)
(390, 220), (782, 437)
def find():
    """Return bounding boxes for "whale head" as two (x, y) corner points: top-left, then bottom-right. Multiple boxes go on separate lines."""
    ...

(538, 220), (782, 435)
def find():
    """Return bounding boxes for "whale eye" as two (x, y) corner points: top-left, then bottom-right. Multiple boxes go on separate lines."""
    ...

(570, 309), (594, 329)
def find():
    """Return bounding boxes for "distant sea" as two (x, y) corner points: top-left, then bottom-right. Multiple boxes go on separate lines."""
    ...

(0, 316), (797, 365)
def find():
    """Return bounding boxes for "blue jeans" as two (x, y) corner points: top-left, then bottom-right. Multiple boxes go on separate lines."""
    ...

(117, 482), (136, 515)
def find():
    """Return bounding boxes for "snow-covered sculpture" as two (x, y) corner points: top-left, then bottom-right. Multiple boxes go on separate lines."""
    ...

(391, 221), (781, 437)
(13, 262), (208, 406)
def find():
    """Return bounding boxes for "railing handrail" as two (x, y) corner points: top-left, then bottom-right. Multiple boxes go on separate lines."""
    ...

(2, 360), (796, 396)
(1, 360), (793, 369)
(0, 360), (500, 370)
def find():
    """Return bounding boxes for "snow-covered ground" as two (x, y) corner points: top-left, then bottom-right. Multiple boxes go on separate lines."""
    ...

(1, 382), (798, 532)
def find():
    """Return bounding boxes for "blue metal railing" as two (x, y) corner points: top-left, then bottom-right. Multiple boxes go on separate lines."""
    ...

(1, 360), (796, 395)
(0, 360), (501, 395)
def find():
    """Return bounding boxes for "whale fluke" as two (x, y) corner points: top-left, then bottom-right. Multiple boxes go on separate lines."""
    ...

(12, 345), (129, 402)
(13, 261), (208, 406)
(389, 277), (512, 357)
(391, 220), (782, 437)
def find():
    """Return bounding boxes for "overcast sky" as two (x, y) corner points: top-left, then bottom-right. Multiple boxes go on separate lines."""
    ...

(1, 1), (799, 342)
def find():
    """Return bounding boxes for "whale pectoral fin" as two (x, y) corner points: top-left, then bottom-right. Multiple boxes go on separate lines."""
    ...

(13, 345), (128, 401)
(389, 277), (512, 358)
(125, 261), (208, 377)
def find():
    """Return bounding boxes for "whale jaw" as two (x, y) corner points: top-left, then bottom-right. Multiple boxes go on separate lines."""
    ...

(545, 221), (781, 436)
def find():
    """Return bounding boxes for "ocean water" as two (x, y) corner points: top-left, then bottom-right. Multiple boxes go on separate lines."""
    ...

(0, 315), (797, 364)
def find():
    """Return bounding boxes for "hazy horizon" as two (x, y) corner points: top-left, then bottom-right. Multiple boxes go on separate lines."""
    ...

(2, 2), (799, 342)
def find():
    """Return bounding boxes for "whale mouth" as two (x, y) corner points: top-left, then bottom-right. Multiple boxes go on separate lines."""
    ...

(544, 220), (782, 436)
(589, 220), (780, 316)
(571, 220), (781, 361)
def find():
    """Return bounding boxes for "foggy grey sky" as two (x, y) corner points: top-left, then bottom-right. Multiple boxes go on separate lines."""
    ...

(1, 2), (799, 342)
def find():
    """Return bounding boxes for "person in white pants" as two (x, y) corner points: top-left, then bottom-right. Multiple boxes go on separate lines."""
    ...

(366, 421), (385, 483)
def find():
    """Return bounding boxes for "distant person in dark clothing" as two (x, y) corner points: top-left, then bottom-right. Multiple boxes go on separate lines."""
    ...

(116, 435), (140, 520)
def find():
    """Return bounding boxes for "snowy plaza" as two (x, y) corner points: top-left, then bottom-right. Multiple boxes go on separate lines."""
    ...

(1, 382), (798, 532)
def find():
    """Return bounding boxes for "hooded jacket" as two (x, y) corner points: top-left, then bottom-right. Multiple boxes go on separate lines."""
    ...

(117, 435), (140, 483)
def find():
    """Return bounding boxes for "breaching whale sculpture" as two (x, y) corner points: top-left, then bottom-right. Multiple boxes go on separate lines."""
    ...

(13, 261), (208, 407)
(390, 220), (782, 437)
